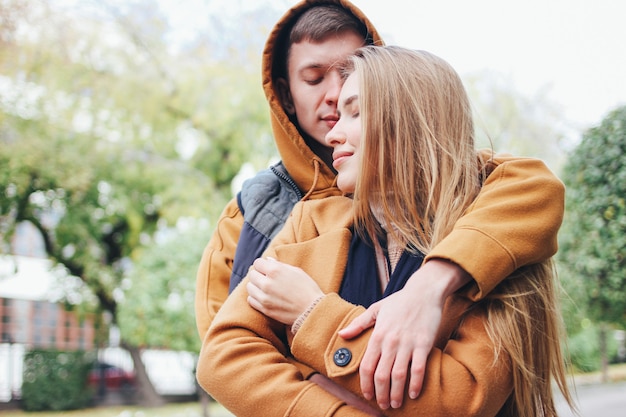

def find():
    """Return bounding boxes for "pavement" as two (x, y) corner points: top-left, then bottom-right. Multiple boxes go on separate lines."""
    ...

(556, 380), (626, 417)
(209, 378), (626, 417)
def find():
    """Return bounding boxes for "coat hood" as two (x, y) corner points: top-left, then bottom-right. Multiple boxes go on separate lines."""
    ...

(261, 0), (383, 199)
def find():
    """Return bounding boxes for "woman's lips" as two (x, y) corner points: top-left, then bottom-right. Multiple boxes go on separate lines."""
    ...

(332, 151), (352, 170)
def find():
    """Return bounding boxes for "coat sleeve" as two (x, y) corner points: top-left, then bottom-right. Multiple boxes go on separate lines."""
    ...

(425, 150), (565, 300)
(198, 199), (512, 416)
(290, 294), (513, 417)
(194, 197), (243, 340)
(196, 203), (374, 417)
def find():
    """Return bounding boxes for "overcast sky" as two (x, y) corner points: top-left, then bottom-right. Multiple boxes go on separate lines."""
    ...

(350, 0), (626, 132)
(161, 0), (625, 135)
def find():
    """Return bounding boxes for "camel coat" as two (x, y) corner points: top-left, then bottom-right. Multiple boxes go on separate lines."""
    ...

(194, 0), (565, 343)
(197, 197), (518, 417)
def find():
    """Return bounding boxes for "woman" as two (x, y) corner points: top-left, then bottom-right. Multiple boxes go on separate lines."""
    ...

(197, 46), (576, 417)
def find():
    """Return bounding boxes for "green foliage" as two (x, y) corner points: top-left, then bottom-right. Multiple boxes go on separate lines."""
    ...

(559, 105), (626, 327)
(0, 0), (276, 355)
(567, 323), (620, 373)
(21, 349), (95, 411)
(117, 222), (211, 352)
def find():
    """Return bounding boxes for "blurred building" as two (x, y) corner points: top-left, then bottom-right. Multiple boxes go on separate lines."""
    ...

(1, 294), (95, 350)
(0, 222), (197, 404)
(0, 222), (97, 403)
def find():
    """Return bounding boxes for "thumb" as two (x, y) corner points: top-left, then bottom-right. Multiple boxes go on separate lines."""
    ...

(338, 304), (379, 339)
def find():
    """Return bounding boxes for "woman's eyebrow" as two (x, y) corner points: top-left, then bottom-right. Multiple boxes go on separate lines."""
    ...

(342, 94), (358, 109)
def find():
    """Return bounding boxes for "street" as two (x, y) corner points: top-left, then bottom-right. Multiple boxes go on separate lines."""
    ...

(556, 381), (626, 417)
(212, 381), (626, 417)
(208, 381), (626, 417)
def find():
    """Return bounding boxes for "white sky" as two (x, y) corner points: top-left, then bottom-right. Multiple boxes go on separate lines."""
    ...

(350, 0), (626, 132)
(163, 0), (625, 134)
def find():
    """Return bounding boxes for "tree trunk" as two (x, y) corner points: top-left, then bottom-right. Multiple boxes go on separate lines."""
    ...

(199, 387), (211, 417)
(123, 342), (165, 407)
(599, 323), (609, 383)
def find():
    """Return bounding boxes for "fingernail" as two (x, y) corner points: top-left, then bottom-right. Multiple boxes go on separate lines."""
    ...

(410, 391), (417, 399)
(391, 401), (401, 408)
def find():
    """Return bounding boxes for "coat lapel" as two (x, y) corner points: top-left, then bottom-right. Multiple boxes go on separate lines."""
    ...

(274, 228), (352, 293)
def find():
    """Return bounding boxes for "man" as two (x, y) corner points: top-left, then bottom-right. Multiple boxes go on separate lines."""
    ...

(195, 0), (564, 410)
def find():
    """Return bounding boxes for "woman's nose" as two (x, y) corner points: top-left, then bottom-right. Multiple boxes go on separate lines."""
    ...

(325, 123), (345, 147)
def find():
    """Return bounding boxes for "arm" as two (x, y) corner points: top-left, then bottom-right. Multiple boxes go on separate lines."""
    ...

(196, 200), (378, 417)
(339, 152), (565, 406)
(198, 282), (374, 417)
(194, 198), (243, 339)
(199, 234), (512, 417)
(291, 293), (513, 416)
(246, 258), (511, 415)
(427, 151), (565, 298)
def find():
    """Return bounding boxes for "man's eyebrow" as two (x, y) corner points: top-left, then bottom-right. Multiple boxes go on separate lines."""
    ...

(298, 63), (324, 71)
(297, 58), (345, 73)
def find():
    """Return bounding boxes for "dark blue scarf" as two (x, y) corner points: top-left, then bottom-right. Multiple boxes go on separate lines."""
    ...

(339, 231), (425, 308)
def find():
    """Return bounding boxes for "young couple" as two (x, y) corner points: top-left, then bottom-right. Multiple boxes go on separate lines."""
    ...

(195, 1), (575, 416)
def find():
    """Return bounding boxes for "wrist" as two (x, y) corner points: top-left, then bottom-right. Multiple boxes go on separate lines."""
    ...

(431, 258), (472, 296)
(408, 259), (472, 299)
(291, 294), (325, 335)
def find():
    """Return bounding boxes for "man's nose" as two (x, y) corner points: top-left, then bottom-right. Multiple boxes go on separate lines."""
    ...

(325, 73), (342, 104)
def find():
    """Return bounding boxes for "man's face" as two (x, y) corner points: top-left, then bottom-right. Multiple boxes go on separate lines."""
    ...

(282, 31), (364, 147)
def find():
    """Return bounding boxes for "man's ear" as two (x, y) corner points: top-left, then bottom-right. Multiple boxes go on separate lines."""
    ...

(276, 77), (295, 115)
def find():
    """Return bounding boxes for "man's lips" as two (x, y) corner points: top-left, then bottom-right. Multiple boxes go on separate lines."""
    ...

(322, 115), (338, 128)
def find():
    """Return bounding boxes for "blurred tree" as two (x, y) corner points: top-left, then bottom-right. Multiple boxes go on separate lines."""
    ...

(465, 70), (570, 172)
(559, 105), (626, 382)
(117, 220), (210, 353)
(0, 0), (278, 406)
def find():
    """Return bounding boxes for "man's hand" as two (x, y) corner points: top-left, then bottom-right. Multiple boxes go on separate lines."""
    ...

(338, 259), (471, 410)
(247, 257), (324, 325)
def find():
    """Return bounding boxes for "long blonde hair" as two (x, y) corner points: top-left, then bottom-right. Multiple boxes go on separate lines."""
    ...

(348, 46), (576, 416)
(485, 259), (576, 416)
(350, 46), (480, 252)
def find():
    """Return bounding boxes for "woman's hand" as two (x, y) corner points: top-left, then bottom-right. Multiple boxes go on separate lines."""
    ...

(246, 257), (325, 326)
(338, 259), (471, 410)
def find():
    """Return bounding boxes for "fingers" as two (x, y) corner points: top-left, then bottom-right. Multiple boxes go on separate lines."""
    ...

(365, 347), (429, 410)
(246, 271), (271, 314)
(368, 336), (412, 410)
(246, 294), (263, 313)
(388, 348), (412, 408)
(407, 348), (428, 399)
(359, 338), (381, 402)
(252, 256), (272, 275)
(371, 349), (394, 409)
(359, 332), (427, 410)
(339, 303), (380, 339)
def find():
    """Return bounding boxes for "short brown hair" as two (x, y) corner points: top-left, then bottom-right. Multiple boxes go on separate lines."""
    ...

(273, 4), (372, 80)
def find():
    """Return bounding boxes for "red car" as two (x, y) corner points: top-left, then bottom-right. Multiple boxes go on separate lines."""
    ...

(88, 362), (136, 391)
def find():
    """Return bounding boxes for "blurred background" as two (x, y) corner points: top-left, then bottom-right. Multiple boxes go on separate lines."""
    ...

(0, 0), (624, 415)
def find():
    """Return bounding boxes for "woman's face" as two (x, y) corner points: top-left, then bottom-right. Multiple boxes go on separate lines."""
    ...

(324, 72), (361, 193)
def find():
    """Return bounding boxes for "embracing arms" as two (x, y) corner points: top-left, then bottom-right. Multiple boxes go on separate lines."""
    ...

(197, 198), (513, 417)
(338, 152), (565, 407)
